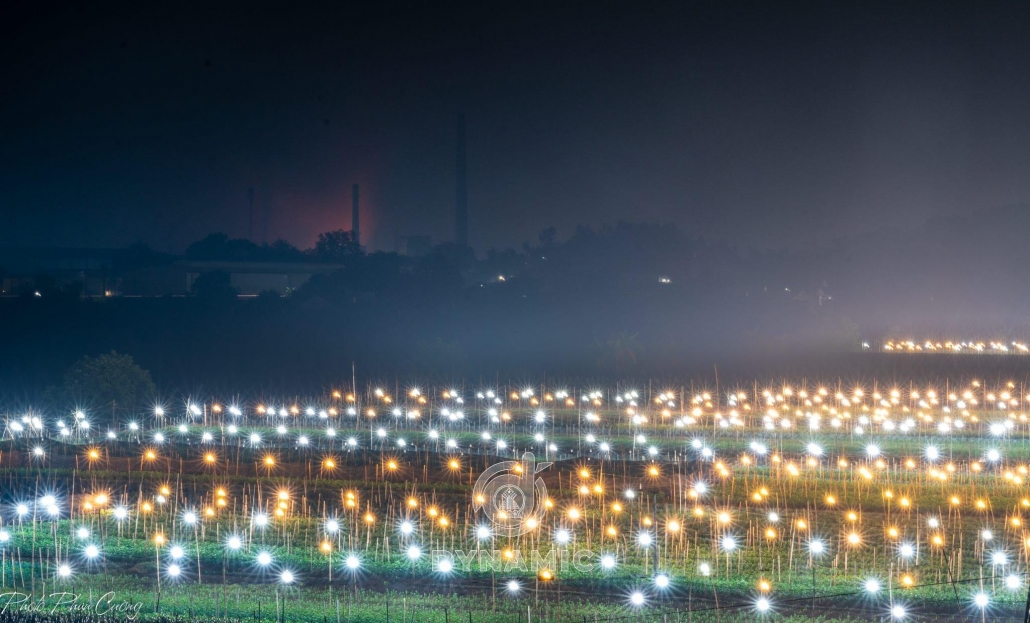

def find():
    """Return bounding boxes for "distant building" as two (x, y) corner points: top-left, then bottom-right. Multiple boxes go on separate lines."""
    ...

(0, 247), (117, 296)
(0, 248), (348, 297)
(141, 260), (346, 296)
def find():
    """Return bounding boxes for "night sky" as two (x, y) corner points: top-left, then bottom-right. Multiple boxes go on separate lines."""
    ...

(3, 2), (1029, 254)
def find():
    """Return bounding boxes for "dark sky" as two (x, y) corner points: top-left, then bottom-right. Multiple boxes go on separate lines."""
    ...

(3, 1), (1029, 254)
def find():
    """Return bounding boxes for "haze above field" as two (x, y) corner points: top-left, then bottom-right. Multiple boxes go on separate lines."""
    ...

(4, 2), (1030, 395)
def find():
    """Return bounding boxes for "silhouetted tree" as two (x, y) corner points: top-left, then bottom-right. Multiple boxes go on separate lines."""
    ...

(114, 243), (175, 271)
(312, 230), (362, 262)
(191, 270), (237, 301)
(186, 233), (259, 261)
(538, 226), (557, 246)
(55, 351), (156, 417)
(598, 331), (641, 373)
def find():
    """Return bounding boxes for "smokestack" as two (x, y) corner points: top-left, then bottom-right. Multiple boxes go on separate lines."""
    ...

(247, 187), (255, 240)
(455, 113), (468, 247)
(352, 184), (360, 246)
(261, 188), (270, 244)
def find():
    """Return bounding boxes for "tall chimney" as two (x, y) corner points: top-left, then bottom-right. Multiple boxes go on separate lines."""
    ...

(455, 113), (468, 247)
(351, 184), (360, 246)
(247, 187), (255, 240)
(261, 188), (270, 244)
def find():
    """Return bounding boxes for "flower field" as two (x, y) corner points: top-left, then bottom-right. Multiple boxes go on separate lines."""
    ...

(2, 380), (1030, 621)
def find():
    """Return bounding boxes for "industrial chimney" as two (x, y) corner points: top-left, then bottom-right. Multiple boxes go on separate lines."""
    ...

(352, 184), (360, 246)
(455, 113), (468, 247)
(247, 187), (255, 240)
